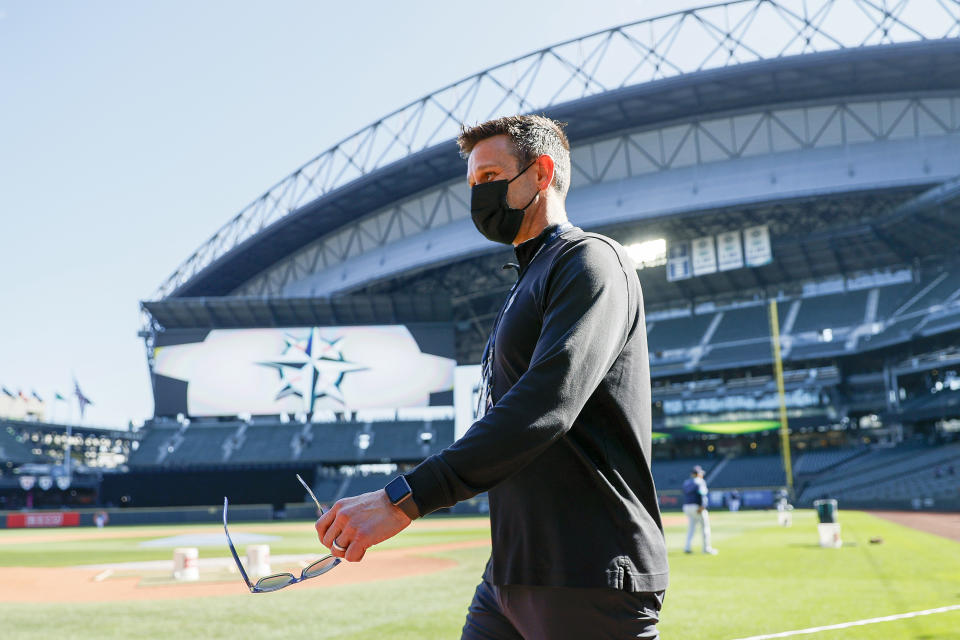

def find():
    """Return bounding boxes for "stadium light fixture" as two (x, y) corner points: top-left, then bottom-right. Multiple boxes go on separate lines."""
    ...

(356, 432), (372, 450)
(626, 239), (667, 270)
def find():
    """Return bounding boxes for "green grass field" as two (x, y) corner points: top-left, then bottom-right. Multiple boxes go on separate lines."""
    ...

(1, 509), (958, 639)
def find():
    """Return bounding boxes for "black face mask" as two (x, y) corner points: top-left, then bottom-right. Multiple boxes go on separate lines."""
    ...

(470, 160), (539, 245)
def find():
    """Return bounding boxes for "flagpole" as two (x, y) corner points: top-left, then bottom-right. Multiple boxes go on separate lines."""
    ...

(70, 379), (93, 480)
(64, 421), (73, 478)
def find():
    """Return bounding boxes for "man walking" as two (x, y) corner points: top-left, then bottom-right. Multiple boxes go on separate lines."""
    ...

(315, 115), (669, 639)
(682, 465), (718, 555)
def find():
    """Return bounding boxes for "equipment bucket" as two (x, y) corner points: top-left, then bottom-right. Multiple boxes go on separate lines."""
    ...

(246, 544), (271, 577)
(173, 547), (199, 581)
(813, 499), (838, 524)
(818, 523), (842, 548)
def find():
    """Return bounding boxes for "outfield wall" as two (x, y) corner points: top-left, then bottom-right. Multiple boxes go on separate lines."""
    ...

(0, 503), (273, 528)
(1, 498), (956, 530)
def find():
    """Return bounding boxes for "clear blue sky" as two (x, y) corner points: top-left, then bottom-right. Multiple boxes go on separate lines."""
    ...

(0, 1), (701, 428)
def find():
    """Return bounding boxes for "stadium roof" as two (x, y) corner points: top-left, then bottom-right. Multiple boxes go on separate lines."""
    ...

(359, 178), (960, 305)
(142, 294), (453, 330)
(154, 0), (960, 300)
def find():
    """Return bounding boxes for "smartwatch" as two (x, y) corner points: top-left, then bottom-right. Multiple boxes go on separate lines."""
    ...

(384, 475), (419, 519)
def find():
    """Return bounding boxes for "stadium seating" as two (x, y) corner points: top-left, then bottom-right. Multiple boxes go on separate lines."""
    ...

(298, 423), (363, 462)
(647, 314), (714, 353)
(791, 290), (870, 333)
(793, 447), (867, 475)
(651, 458), (717, 490)
(229, 423), (302, 464)
(363, 421), (427, 460)
(787, 339), (850, 361)
(837, 458), (960, 502)
(699, 341), (772, 369)
(164, 425), (236, 465)
(341, 471), (393, 496)
(640, 265), (960, 373)
(0, 425), (42, 464)
(127, 424), (180, 465)
(708, 455), (785, 488)
(895, 270), (960, 316)
(918, 308), (960, 337)
(125, 417), (457, 468)
(310, 471), (348, 503)
(797, 442), (960, 504)
(708, 306), (769, 343)
(897, 388), (960, 420)
(874, 281), (917, 318)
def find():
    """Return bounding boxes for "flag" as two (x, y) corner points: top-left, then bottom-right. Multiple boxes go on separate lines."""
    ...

(31, 390), (43, 402)
(54, 392), (66, 402)
(73, 378), (94, 419)
(1, 387), (14, 398)
(18, 389), (28, 402)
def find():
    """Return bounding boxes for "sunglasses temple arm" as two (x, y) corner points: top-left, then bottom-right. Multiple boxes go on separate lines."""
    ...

(296, 474), (325, 515)
(223, 497), (255, 590)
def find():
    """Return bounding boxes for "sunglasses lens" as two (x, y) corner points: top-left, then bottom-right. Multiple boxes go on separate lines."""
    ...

(303, 556), (340, 578)
(255, 573), (296, 592)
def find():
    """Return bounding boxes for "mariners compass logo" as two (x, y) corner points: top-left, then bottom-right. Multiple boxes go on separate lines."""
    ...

(257, 327), (367, 415)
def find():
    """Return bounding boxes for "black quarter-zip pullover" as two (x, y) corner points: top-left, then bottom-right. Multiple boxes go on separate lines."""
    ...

(404, 224), (669, 592)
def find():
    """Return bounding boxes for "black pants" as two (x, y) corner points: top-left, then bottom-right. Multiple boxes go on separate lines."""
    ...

(460, 578), (664, 640)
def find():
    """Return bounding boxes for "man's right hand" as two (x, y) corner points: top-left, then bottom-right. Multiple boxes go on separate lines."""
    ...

(315, 489), (412, 562)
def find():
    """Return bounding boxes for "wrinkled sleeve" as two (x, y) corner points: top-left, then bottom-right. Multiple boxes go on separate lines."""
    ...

(404, 240), (631, 516)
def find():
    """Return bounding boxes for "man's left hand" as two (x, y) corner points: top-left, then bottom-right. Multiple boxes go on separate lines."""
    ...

(315, 490), (412, 562)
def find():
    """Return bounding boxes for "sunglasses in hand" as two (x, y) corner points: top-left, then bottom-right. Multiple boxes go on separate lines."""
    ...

(223, 474), (339, 593)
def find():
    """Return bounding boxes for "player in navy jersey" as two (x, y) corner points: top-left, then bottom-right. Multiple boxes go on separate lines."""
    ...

(682, 465), (718, 555)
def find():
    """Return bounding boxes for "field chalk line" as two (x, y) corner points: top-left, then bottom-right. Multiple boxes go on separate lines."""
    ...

(730, 604), (960, 639)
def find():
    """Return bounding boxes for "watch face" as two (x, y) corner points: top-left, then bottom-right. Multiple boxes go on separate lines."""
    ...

(386, 476), (411, 504)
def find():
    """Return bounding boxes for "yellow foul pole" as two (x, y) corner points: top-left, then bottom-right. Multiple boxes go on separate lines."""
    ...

(769, 300), (794, 498)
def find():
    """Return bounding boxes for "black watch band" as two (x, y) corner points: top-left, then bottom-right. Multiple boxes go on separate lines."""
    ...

(384, 475), (419, 519)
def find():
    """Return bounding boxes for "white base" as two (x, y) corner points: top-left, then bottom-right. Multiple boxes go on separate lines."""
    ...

(173, 547), (199, 581)
(246, 544), (272, 577)
(818, 523), (842, 548)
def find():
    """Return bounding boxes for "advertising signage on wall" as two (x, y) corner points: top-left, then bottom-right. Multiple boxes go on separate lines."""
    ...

(667, 225), (772, 282)
(151, 324), (456, 418)
(691, 236), (718, 276)
(6, 512), (80, 528)
(666, 244), (692, 282)
(744, 225), (772, 267)
(662, 388), (822, 416)
(717, 230), (744, 271)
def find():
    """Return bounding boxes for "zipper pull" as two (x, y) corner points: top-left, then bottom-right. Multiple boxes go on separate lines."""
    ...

(501, 262), (520, 276)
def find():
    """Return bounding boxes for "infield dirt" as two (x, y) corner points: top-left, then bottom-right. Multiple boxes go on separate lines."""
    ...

(870, 510), (960, 543)
(0, 539), (489, 602)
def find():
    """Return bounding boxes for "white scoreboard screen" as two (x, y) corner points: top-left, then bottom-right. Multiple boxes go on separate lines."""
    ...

(151, 324), (455, 418)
